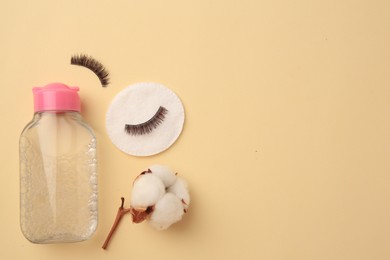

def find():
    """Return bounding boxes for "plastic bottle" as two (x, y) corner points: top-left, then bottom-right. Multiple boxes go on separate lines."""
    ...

(19, 83), (98, 243)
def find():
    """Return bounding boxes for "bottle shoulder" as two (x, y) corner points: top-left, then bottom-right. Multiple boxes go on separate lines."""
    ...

(20, 117), (40, 136)
(19, 111), (96, 156)
(20, 111), (95, 139)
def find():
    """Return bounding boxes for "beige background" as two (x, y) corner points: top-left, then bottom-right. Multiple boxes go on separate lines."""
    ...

(1, 0), (390, 259)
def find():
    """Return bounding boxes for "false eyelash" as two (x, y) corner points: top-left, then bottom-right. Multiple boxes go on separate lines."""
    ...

(70, 54), (110, 87)
(125, 106), (168, 136)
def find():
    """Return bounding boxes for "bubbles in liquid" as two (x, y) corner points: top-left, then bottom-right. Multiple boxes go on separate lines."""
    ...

(20, 137), (98, 243)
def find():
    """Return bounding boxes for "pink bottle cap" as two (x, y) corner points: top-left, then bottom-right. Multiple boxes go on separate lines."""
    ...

(33, 83), (81, 112)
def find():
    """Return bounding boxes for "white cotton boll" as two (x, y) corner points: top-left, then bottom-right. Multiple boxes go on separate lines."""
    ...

(149, 165), (177, 188)
(167, 177), (190, 210)
(148, 193), (185, 230)
(131, 174), (165, 209)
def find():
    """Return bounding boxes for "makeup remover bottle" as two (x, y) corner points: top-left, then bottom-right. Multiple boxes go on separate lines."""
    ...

(19, 83), (98, 243)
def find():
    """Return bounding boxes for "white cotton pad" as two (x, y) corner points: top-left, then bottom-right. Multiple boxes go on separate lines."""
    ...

(106, 82), (185, 156)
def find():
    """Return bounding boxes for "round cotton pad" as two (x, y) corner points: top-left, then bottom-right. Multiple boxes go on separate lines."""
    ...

(106, 82), (185, 156)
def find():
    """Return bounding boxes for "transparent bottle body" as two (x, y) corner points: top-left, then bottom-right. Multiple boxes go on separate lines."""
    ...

(19, 111), (98, 243)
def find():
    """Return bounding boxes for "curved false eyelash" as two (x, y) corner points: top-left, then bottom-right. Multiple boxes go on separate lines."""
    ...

(70, 54), (110, 87)
(125, 106), (168, 136)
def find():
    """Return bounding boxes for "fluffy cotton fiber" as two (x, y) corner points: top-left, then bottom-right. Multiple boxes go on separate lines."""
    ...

(149, 165), (177, 188)
(148, 193), (184, 230)
(130, 165), (190, 230)
(167, 177), (190, 210)
(131, 174), (165, 209)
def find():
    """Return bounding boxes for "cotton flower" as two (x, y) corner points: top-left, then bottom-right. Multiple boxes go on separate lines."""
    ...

(130, 165), (190, 229)
(102, 165), (190, 250)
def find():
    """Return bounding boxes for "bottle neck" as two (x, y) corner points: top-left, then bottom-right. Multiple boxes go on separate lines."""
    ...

(33, 111), (81, 120)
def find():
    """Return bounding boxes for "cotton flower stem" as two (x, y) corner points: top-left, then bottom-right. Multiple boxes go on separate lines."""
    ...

(102, 197), (131, 250)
